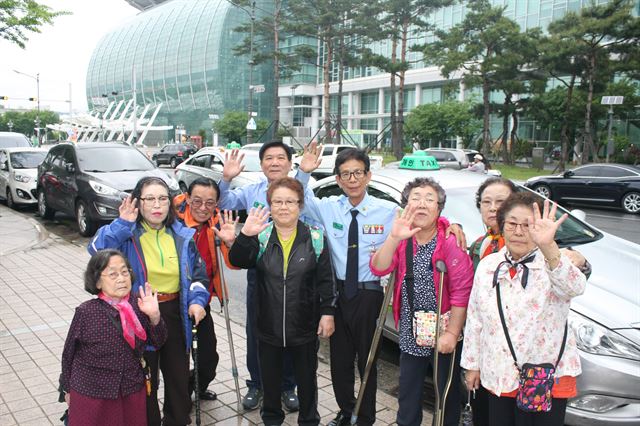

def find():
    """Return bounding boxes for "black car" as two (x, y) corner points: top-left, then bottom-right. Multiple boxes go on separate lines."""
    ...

(525, 163), (640, 214)
(152, 143), (197, 168)
(37, 142), (181, 236)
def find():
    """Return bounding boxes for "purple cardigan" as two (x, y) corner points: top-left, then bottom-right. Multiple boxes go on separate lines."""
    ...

(60, 296), (167, 400)
(370, 216), (474, 327)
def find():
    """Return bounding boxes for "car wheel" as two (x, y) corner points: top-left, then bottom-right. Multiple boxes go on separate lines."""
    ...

(6, 188), (15, 209)
(170, 157), (178, 169)
(621, 192), (640, 214)
(533, 184), (552, 199)
(37, 188), (55, 219)
(179, 182), (188, 193)
(76, 199), (97, 237)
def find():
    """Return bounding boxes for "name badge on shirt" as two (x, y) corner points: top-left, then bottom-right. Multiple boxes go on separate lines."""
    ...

(362, 224), (384, 234)
(253, 201), (266, 209)
(333, 222), (343, 230)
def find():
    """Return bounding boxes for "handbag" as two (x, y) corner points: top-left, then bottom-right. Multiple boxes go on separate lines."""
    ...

(495, 277), (568, 413)
(405, 239), (452, 348)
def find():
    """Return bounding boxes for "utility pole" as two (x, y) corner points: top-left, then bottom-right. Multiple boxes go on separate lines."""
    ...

(247, 1), (256, 145)
(132, 65), (137, 144)
(601, 96), (624, 163)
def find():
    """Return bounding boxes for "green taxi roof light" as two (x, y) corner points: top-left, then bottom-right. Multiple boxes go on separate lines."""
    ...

(226, 142), (242, 149)
(399, 152), (440, 170)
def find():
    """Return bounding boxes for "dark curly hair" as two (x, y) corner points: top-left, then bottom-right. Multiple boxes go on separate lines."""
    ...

(400, 177), (446, 211)
(496, 192), (544, 233)
(130, 176), (176, 226)
(85, 249), (135, 295)
(475, 177), (518, 209)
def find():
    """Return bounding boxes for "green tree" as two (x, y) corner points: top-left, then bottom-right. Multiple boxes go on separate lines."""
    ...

(212, 110), (269, 144)
(0, 0), (70, 48)
(422, 0), (523, 154)
(404, 101), (480, 149)
(0, 109), (59, 136)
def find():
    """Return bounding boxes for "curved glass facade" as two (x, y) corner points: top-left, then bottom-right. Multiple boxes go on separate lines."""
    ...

(86, 0), (275, 141)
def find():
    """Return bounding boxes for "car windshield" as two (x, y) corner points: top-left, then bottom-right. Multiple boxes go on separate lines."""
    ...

(10, 151), (47, 169)
(77, 147), (154, 172)
(241, 152), (263, 172)
(0, 135), (31, 148)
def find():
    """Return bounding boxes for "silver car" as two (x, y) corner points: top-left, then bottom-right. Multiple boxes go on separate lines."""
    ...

(310, 164), (640, 426)
(0, 147), (48, 208)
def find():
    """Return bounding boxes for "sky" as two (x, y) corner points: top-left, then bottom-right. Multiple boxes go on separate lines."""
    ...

(0, 0), (139, 115)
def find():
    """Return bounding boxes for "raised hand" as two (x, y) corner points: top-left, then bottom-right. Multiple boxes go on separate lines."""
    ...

(137, 282), (160, 325)
(240, 206), (270, 237)
(119, 196), (138, 222)
(213, 210), (239, 247)
(223, 149), (245, 182)
(527, 199), (567, 249)
(298, 141), (323, 173)
(390, 204), (420, 241)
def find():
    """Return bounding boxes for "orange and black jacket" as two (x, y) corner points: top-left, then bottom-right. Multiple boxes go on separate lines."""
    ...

(173, 193), (238, 304)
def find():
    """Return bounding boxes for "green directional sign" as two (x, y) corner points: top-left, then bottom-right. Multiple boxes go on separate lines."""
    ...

(399, 151), (440, 170)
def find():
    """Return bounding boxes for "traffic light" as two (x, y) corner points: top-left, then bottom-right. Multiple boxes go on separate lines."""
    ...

(28, 97), (37, 101)
(0, 96), (8, 100)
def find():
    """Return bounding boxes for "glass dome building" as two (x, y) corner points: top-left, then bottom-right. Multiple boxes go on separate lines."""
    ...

(86, 0), (275, 142)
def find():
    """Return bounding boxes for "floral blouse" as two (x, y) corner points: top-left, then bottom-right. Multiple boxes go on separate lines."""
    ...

(460, 247), (586, 395)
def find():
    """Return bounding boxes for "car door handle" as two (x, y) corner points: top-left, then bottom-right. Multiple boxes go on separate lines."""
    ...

(585, 181), (592, 185)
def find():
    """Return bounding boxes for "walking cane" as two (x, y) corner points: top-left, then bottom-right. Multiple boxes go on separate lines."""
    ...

(433, 260), (457, 426)
(191, 319), (201, 426)
(351, 273), (395, 425)
(215, 238), (243, 412)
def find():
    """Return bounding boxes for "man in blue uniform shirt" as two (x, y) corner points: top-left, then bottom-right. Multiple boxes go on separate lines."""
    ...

(218, 140), (321, 412)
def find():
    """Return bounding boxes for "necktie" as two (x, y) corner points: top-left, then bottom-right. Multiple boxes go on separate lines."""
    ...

(344, 209), (359, 300)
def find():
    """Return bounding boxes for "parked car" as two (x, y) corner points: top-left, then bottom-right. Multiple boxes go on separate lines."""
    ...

(525, 163), (640, 214)
(37, 142), (180, 236)
(310, 158), (640, 426)
(152, 143), (198, 168)
(0, 131), (32, 148)
(0, 147), (48, 208)
(423, 148), (472, 169)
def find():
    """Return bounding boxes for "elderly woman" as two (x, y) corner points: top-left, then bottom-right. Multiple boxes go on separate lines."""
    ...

(88, 176), (209, 426)
(462, 192), (586, 426)
(61, 250), (167, 426)
(228, 177), (337, 426)
(370, 177), (473, 426)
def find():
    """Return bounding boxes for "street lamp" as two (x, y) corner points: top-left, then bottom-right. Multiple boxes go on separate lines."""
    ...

(13, 69), (40, 141)
(290, 84), (299, 127)
(7, 120), (14, 132)
(601, 96), (624, 163)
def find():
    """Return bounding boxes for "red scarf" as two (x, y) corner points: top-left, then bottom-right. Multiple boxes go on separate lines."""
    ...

(98, 292), (147, 349)
(478, 229), (505, 260)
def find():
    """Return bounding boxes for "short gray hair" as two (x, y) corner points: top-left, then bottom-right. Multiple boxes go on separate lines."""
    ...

(400, 177), (446, 211)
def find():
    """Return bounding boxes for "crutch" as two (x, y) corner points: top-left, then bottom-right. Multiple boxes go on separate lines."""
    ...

(433, 260), (457, 426)
(215, 238), (243, 412)
(351, 273), (395, 425)
(191, 319), (201, 426)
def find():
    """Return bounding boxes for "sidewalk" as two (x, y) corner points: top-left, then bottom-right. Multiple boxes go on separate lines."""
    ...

(0, 205), (429, 425)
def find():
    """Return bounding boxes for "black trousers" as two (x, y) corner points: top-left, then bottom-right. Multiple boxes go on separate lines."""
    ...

(259, 339), (320, 426)
(471, 384), (490, 426)
(487, 391), (568, 426)
(396, 344), (462, 426)
(145, 299), (191, 426)
(329, 290), (384, 426)
(190, 304), (219, 393)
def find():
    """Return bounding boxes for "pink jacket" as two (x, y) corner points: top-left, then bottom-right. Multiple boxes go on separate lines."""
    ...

(370, 217), (474, 327)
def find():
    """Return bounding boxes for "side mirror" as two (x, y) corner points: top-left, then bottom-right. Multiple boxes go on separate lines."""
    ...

(65, 163), (75, 173)
(570, 209), (586, 222)
(563, 170), (574, 178)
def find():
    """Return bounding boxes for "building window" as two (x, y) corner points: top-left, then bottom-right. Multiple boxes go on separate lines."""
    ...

(360, 92), (379, 115)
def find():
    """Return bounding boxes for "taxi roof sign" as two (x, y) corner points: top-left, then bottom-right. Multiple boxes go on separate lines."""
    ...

(225, 141), (242, 149)
(399, 151), (440, 170)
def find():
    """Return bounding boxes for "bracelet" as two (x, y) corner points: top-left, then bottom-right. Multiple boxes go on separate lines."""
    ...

(545, 252), (561, 265)
(444, 330), (459, 339)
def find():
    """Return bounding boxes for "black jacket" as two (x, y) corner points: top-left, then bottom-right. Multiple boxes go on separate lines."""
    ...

(229, 221), (337, 347)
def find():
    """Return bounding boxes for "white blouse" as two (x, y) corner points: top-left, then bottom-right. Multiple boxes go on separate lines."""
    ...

(461, 247), (586, 395)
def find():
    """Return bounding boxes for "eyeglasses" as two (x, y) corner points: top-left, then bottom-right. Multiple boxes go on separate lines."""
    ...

(271, 199), (299, 208)
(140, 196), (170, 205)
(504, 221), (529, 232)
(190, 198), (216, 209)
(338, 169), (366, 181)
(101, 269), (131, 280)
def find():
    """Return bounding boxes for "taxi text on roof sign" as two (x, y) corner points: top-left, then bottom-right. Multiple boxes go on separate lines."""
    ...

(399, 151), (440, 170)
(226, 142), (242, 149)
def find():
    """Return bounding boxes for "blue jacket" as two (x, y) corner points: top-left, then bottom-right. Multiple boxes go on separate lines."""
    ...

(88, 218), (210, 351)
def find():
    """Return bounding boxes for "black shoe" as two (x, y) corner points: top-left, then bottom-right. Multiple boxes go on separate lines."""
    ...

(242, 387), (263, 410)
(198, 390), (217, 401)
(327, 412), (351, 426)
(281, 389), (299, 412)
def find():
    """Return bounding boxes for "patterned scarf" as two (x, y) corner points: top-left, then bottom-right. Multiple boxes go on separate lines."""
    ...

(98, 292), (147, 348)
(478, 229), (505, 260)
(492, 250), (538, 289)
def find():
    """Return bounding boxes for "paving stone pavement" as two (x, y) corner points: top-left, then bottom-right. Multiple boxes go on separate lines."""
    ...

(0, 205), (432, 425)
